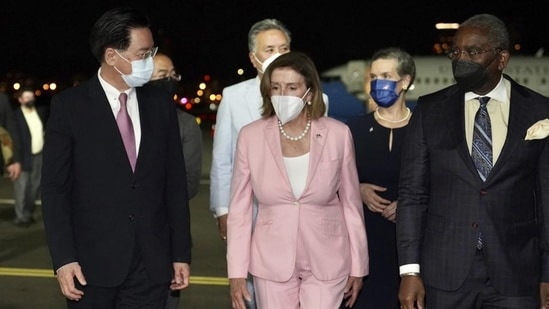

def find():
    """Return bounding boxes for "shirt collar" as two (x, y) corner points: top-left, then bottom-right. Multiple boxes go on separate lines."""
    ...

(97, 68), (135, 101)
(464, 75), (509, 103)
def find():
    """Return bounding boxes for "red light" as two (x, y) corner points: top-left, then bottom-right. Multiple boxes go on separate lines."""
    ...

(204, 75), (211, 82)
(185, 103), (192, 110)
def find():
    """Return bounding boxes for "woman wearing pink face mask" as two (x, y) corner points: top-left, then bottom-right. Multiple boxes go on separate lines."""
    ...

(344, 47), (416, 308)
(226, 51), (369, 309)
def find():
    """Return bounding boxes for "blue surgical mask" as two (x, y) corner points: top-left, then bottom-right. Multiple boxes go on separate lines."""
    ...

(370, 79), (401, 107)
(114, 50), (154, 88)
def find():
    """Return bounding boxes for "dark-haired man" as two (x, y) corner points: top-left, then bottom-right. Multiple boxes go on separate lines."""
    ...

(41, 7), (191, 308)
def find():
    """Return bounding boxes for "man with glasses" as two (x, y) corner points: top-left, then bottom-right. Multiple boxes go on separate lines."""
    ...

(396, 13), (549, 309)
(149, 52), (203, 309)
(41, 7), (191, 308)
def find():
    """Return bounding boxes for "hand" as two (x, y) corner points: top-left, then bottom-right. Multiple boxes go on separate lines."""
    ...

(399, 275), (425, 309)
(360, 183), (391, 213)
(170, 262), (190, 290)
(56, 262), (86, 301)
(541, 281), (549, 309)
(229, 278), (251, 309)
(342, 276), (363, 308)
(6, 162), (21, 181)
(381, 200), (397, 222)
(217, 214), (228, 242)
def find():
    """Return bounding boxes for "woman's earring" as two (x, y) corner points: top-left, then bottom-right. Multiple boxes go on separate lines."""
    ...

(307, 101), (312, 105)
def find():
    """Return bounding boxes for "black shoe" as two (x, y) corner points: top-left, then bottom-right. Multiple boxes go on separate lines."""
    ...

(13, 219), (31, 228)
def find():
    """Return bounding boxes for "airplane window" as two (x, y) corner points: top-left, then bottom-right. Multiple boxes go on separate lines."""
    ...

(443, 77), (449, 84)
(434, 78), (439, 84)
(416, 78), (422, 84)
(425, 78), (430, 84)
(541, 78), (546, 85)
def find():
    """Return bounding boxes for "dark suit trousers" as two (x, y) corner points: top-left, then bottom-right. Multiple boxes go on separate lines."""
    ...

(426, 250), (539, 309)
(67, 244), (169, 309)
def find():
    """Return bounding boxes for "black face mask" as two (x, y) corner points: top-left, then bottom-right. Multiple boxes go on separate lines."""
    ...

(149, 77), (178, 94)
(452, 60), (490, 92)
(24, 100), (35, 108)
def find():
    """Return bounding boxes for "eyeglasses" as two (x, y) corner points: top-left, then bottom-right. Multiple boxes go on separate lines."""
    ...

(168, 73), (181, 81)
(139, 46), (158, 60)
(446, 47), (501, 60)
(116, 46), (158, 61)
(152, 73), (182, 81)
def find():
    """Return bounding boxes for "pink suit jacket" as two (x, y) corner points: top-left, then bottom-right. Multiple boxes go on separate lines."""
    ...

(227, 116), (369, 282)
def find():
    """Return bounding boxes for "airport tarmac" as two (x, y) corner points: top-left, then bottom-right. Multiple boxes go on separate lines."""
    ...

(0, 128), (232, 308)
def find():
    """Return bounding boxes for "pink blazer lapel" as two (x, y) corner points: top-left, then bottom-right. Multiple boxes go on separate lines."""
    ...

(305, 119), (327, 195)
(264, 118), (292, 190)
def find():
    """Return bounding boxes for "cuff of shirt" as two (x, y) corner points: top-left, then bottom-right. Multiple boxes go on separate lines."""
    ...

(214, 207), (229, 217)
(399, 263), (420, 275)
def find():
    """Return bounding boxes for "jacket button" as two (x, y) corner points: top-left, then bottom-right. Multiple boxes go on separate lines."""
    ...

(479, 190), (487, 195)
(293, 202), (299, 207)
(472, 223), (479, 229)
(128, 214), (135, 221)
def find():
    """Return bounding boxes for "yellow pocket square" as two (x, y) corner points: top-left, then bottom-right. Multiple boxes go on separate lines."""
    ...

(525, 119), (549, 140)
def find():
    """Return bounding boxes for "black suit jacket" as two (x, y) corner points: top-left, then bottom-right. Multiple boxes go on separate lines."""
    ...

(41, 75), (191, 287)
(14, 105), (48, 170)
(397, 75), (549, 296)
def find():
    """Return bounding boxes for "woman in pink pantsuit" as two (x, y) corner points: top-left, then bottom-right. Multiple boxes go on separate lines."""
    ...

(227, 52), (369, 309)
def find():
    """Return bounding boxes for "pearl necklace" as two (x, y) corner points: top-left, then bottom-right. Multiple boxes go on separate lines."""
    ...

(278, 116), (311, 141)
(375, 107), (411, 123)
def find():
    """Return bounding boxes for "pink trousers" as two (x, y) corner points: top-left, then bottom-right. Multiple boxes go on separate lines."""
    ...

(252, 230), (348, 308)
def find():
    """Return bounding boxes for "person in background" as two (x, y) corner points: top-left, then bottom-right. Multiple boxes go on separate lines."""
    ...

(397, 13), (549, 309)
(150, 52), (203, 200)
(227, 51), (368, 309)
(41, 7), (191, 308)
(210, 18), (293, 309)
(0, 91), (21, 180)
(345, 47), (415, 308)
(12, 87), (47, 227)
(150, 51), (202, 309)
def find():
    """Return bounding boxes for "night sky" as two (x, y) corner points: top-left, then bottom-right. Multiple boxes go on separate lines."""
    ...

(3, 0), (548, 89)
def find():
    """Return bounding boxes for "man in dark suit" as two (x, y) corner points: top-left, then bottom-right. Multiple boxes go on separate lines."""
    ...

(13, 87), (47, 227)
(41, 7), (191, 308)
(149, 52), (203, 309)
(396, 14), (549, 309)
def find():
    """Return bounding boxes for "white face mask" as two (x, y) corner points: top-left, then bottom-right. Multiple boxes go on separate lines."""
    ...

(114, 50), (154, 88)
(271, 88), (310, 125)
(254, 52), (282, 74)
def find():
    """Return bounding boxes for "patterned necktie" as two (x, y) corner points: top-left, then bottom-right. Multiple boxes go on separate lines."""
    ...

(117, 93), (136, 172)
(472, 96), (491, 250)
(472, 96), (492, 182)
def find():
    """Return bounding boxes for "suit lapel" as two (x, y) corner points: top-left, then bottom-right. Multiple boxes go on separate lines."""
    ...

(305, 119), (327, 194)
(443, 88), (481, 180)
(487, 84), (531, 182)
(264, 118), (292, 189)
(134, 88), (150, 173)
(244, 78), (262, 122)
(88, 77), (131, 160)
